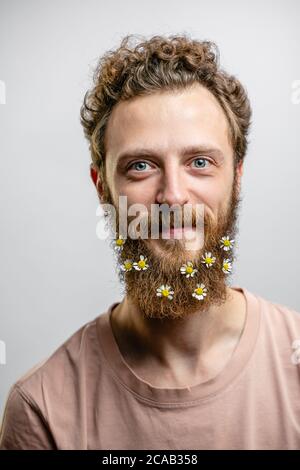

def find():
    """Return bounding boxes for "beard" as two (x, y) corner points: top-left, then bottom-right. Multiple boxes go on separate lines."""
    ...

(101, 172), (242, 321)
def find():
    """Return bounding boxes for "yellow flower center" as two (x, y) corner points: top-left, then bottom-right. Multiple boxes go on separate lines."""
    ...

(223, 263), (229, 270)
(186, 266), (193, 274)
(206, 257), (212, 264)
(138, 260), (146, 268)
(124, 262), (132, 270)
(224, 240), (230, 246)
(162, 289), (169, 297)
(195, 287), (203, 295)
(116, 238), (124, 246)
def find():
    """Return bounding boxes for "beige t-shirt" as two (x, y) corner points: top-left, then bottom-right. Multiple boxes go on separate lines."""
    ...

(1, 286), (300, 450)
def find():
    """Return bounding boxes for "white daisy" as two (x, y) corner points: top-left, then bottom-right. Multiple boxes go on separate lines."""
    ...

(220, 235), (235, 251)
(133, 255), (149, 271)
(120, 259), (134, 272)
(156, 284), (174, 300)
(114, 236), (125, 252)
(192, 283), (208, 301)
(180, 261), (198, 278)
(201, 252), (216, 268)
(222, 258), (232, 274)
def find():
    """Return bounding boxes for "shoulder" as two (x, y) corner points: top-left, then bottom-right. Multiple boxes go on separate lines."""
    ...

(255, 290), (300, 332)
(248, 288), (300, 364)
(0, 312), (108, 449)
(17, 312), (108, 404)
(0, 383), (56, 449)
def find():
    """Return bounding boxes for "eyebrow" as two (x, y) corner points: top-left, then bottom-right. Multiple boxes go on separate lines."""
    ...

(116, 145), (225, 165)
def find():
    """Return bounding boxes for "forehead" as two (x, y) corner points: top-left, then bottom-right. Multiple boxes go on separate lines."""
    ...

(104, 83), (232, 162)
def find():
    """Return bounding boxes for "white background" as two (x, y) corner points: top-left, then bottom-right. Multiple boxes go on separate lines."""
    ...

(0, 0), (299, 418)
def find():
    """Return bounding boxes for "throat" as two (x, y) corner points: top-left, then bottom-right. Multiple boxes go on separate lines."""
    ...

(110, 288), (246, 389)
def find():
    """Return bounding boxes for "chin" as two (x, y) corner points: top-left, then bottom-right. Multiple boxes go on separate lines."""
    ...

(146, 239), (203, 267)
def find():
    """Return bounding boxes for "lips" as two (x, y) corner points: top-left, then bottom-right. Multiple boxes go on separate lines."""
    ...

(160, 227), (196, 238)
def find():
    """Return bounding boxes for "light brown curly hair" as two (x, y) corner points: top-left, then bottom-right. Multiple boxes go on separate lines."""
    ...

(80, 33), (252, 182)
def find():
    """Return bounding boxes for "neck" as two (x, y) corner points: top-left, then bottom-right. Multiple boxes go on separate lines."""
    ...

(110, 286), (246, 385)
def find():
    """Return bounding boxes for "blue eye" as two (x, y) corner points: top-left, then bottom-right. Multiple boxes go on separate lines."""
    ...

(128, 161), (148, 171)
(128, 161), (150, 171)
(134, 162), (147, 171)
(192, 158), (210, 169)
(127, 158), (210, 172)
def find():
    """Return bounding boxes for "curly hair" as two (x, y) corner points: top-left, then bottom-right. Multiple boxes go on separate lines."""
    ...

(80, 33), (252, 180)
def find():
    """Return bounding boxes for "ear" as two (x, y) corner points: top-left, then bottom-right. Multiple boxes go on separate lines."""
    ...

(90, 163), (98, 186)
(235, 160), (244, 193)
(90, 163), (104, 200)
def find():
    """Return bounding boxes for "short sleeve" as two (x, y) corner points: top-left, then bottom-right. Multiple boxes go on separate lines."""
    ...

(0, 384), (56, 450)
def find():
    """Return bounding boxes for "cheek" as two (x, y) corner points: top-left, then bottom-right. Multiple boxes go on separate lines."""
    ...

(191, 177), (231, 222)
(192, 179), (222, 208)
(115, 180), (156, 206)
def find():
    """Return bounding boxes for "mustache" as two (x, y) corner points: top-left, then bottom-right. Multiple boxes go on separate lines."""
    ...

(118, 209), (208, 238)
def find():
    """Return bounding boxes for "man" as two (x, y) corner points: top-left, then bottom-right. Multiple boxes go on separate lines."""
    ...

(1, 34), (300, 450)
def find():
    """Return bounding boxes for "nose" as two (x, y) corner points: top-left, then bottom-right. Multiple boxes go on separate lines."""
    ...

(155, 163), (189, 207)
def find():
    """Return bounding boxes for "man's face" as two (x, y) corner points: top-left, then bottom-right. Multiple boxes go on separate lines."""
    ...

(92, 83), (243, 319)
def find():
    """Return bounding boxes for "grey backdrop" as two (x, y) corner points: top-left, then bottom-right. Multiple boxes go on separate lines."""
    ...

(0, 0), (299, 420)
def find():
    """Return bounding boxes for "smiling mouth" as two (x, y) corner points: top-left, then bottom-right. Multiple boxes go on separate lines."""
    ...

(160, 227), (196, 239)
